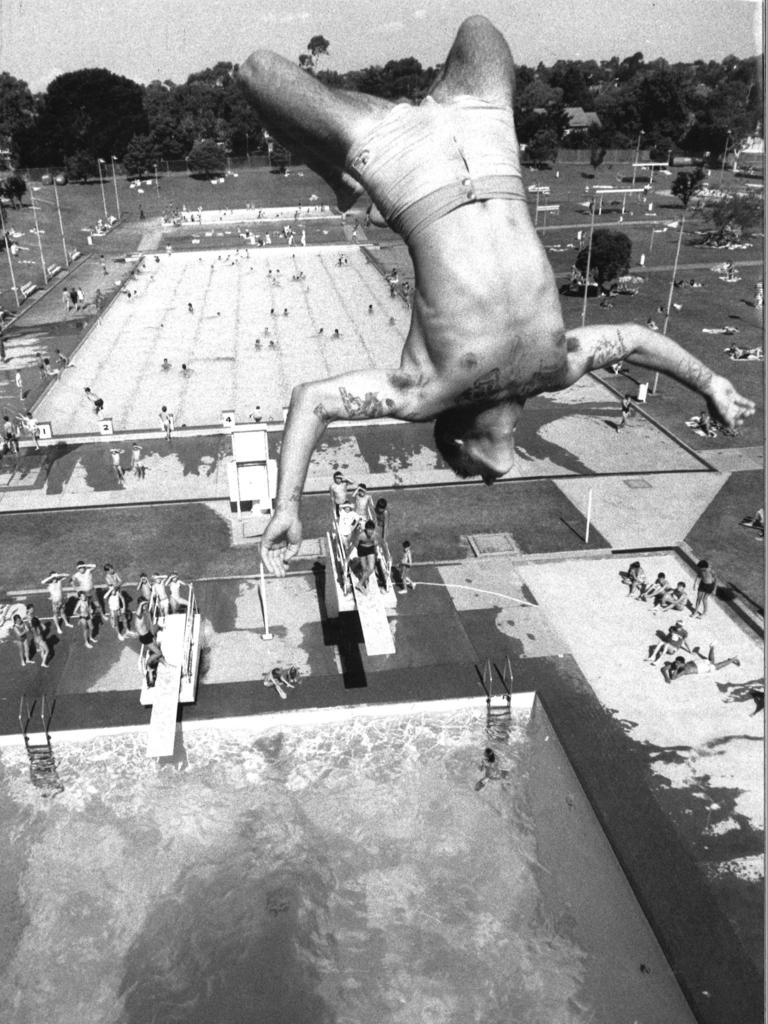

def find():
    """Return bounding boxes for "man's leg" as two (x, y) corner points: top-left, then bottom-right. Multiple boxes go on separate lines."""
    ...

(238, 51), (393, 209)
(427, 15), (515, 107)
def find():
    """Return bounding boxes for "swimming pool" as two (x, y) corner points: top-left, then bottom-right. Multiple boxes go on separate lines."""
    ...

(0, 699), (695, 1023)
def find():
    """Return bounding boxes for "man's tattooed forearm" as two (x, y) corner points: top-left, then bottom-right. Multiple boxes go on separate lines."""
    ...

(681, 359), (713, 393)
(338, 386), (395, 419)
(276, 486), (302, 510)
(590, 330), (626, 369)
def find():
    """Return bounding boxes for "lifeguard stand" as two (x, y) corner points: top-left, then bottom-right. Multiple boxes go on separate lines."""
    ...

(227, 426), (278, 521)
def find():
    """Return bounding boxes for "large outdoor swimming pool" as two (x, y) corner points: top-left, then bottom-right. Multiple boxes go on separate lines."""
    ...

(0, 701), (695, 1023)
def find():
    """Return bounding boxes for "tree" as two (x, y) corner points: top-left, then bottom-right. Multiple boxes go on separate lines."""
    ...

(701, 193), (763, 245)
(671, 167), (705, 208)
(24, 68), (146, 166)
(526, 129), (559, 168)
(300, 35), (330, 72)
(0, 73), (35, 165)
(575, 229), (632, 292)
(186, 139), (225, 177)
(308, 35), (330, 62)
(64, 149), (94, 183)
(589, 145), (607, 172)
(123, 134), (161, 178)
(0, 174), (27, 208)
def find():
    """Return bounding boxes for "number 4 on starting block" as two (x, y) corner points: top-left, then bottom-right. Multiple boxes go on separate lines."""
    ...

(221, 410), (236, 428)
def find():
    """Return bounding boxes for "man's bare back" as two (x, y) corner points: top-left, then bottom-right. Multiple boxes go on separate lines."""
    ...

(238, 16), (755, 575)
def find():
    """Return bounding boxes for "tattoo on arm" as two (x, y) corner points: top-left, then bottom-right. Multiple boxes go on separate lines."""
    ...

(338, 386), (395, 419)
(590, 329), (626, 369)
(680, 358), (712, 394)
(276, 485), (302, 511)
(457, 369), (502, 404)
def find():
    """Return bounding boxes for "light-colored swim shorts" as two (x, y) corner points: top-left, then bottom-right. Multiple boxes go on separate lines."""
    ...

(346, 95), (525, 243)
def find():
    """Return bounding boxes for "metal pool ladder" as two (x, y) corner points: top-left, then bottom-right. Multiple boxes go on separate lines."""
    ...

(18, 695), (63, 797)
(477, 657), (513, 709)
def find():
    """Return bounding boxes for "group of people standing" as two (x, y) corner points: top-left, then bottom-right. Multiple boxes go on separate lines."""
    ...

(8, 561), (188, 670)
(330, 472), (413, 594)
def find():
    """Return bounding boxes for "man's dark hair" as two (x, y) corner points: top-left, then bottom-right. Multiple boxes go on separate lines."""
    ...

(433, 407), (486, 479)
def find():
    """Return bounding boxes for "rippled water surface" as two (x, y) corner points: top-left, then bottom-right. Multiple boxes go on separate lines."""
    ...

(0, 711), (603, 1024)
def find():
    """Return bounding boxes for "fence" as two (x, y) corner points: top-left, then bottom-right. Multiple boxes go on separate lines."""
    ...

(553, 148), (652, 165)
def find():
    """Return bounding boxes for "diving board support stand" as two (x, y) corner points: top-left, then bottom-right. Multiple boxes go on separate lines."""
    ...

(228, 426), (278, 523)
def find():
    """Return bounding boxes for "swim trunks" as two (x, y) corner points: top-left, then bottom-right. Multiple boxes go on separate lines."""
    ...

(346, 95), (525, 243)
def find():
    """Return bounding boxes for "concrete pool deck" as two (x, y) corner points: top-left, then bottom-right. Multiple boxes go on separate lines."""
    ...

(0, 548), (763, 1023)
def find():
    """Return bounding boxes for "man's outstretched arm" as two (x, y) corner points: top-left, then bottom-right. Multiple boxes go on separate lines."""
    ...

(261, 368), (419, 575)
(564, 323), (756, 427)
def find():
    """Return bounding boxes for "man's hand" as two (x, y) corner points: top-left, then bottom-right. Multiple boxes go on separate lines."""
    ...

(705, 374), (756, 429)
(261, 508), (302, 576)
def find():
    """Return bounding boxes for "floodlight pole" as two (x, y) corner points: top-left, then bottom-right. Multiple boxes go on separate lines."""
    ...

(631, 130), (645, 187)
(718, 130), (732, 188)
(52, 178), (69, 267)
(28, 184), (48, 285)
(153, 163), (160, 205)
(653, 213), (685, 394)
(0, 201), (21, 308)
(580, 200), (597, 327)
(97, 159), (109, 219)
(110, 156), (121, 219)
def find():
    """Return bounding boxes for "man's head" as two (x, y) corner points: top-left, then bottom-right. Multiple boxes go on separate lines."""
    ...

(434, 401), (524, 485)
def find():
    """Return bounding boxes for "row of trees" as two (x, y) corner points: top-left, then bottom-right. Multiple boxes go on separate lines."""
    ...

(0, 39), (762, 179)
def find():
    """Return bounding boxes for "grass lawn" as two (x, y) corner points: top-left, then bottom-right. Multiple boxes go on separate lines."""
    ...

(0, 162), (340, 311)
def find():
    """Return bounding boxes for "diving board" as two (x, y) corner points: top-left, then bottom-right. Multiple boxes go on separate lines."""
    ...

(352, 581), (395, 656)
(145, 666), (181, 757)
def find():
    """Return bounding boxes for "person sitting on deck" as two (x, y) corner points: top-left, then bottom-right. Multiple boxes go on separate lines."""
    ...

(238, 16), (755, 576)
(639, 572), (669, 603)
(647, 620), (690, 664)
(657, 581), (689, 613)
(619, 561), (646, 597)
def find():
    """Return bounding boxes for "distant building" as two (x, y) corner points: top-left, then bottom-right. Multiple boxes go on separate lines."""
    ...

(733, 133), (764, 176)
(563, 107), (602, 136)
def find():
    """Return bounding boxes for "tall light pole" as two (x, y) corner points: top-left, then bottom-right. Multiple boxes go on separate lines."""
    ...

(52, 178), (69, 266)
(34, 184), (69, 268)
(28, 182), (48, 285)
(153, 163), (161, 205)
(652, 214), (686, 394)
(718, 130), (732, 188)
(110, 155), (121, 219)
(0, 201), (21, 308)
(631, 129), (645, 187)
(97, 158), (109, 219)
(580, 200), (597, 328)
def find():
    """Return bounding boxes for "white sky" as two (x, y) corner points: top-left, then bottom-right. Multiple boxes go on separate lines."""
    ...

(0, 0), (763, 93)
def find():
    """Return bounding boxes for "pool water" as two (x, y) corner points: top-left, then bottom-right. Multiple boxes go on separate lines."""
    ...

(0, 706), (694, 1024)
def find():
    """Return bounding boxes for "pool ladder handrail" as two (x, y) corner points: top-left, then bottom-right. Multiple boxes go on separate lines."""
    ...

(477, 657), (513, 704)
